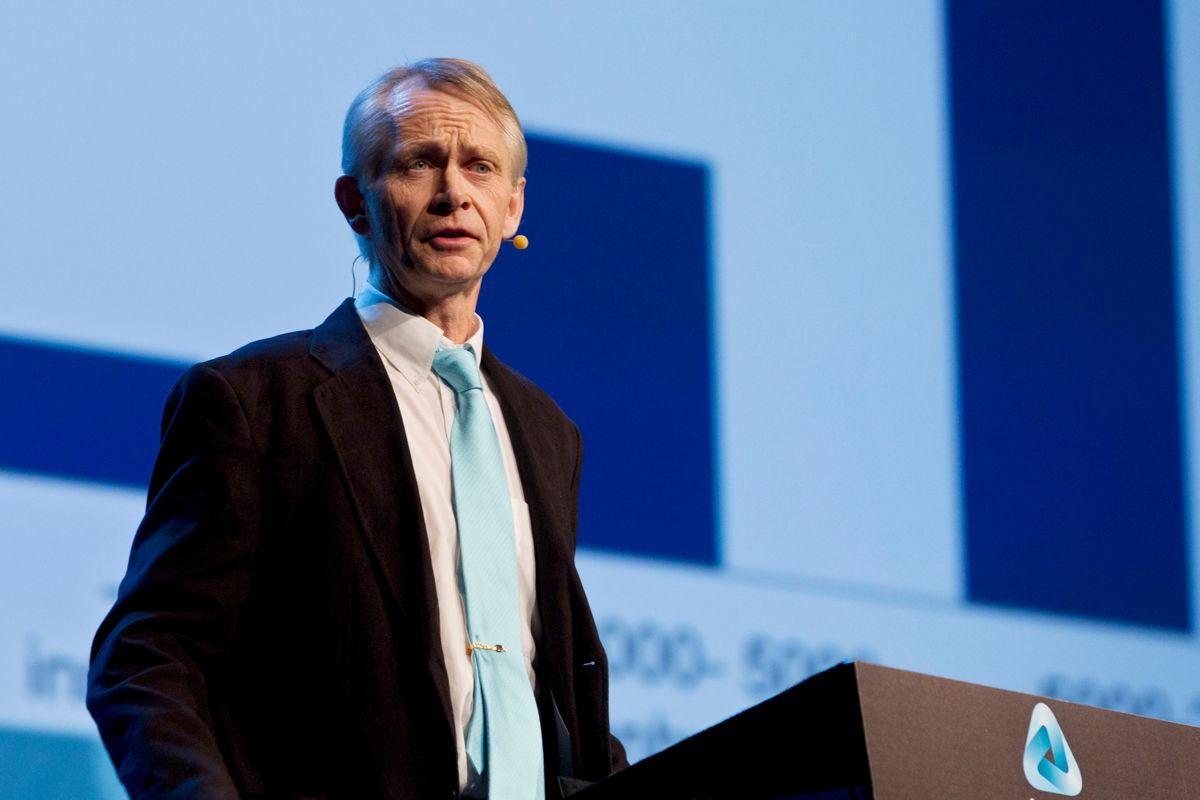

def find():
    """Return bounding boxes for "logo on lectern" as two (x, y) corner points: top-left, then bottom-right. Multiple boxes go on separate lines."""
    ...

(1023, 702), (1083, 795)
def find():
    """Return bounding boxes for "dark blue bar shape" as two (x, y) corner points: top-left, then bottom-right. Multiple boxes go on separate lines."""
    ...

(0, 335), (185, 489)
(0, 136), (717, 566)
(947, 1), (1190, 629)
(486, 135), (717, 565)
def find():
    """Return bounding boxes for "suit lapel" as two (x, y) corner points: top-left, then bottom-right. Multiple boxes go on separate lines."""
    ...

(309, 299), (455, 737)
(481, 348), (574, 708)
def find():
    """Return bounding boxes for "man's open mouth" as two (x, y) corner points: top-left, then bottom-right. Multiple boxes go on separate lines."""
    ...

(425, 228), (474, 242)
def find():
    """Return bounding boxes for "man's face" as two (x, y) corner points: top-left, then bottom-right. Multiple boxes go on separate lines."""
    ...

(362, 85), (525, 305)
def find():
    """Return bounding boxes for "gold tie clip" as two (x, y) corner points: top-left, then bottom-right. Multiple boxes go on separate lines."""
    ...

(466, 642), (508, 656)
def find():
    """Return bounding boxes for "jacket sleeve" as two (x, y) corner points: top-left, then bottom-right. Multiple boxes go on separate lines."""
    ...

(87, 363), (260, 799)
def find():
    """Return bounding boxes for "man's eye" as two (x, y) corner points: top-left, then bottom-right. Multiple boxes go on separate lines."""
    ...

(471, 162), (492, 174)
(408, 159), (429, 171)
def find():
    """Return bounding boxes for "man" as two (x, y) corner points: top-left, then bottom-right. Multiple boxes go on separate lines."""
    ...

(88, 58), (626, 799)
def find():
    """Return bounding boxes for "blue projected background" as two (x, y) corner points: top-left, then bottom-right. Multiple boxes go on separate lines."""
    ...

(2, 1), (1200, 795)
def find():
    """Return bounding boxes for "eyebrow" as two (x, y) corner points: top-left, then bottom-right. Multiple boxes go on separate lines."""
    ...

(393, 140), (506, 169)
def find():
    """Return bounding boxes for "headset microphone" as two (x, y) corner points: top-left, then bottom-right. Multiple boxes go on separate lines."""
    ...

(506, 234), (529, 250)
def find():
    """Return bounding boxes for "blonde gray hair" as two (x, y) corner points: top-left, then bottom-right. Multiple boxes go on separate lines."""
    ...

(341, 58), (527, 186)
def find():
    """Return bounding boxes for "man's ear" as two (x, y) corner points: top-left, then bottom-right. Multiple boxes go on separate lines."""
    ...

(335, 175), (370, 234)
(501, 177), (526, 240)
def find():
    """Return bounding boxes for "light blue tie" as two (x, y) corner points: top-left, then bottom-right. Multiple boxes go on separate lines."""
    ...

(432, 346), (544, 800)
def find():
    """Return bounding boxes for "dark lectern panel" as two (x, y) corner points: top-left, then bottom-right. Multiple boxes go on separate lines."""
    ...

(572, 664), (872, 799)
(574, 662), (1200, 799)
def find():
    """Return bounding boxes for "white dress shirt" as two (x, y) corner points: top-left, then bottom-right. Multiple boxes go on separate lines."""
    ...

(355, 284), (540, 792)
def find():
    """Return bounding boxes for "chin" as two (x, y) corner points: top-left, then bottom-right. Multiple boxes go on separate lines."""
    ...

(407, 262), (484, 292)
(429, 253), (491, 279)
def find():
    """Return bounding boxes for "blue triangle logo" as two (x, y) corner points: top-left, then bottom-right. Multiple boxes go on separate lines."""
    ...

(1023, 702), (1083, 795)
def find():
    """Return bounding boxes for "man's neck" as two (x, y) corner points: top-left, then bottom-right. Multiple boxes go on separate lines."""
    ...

(371, 272), (481, 344)
(422, 304), (479, 344)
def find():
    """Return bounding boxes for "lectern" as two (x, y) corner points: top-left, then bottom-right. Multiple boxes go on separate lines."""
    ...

(572, 661), (1200, 799)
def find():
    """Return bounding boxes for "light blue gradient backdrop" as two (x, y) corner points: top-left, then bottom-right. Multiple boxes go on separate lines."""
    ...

(1, 1), (1198, 793)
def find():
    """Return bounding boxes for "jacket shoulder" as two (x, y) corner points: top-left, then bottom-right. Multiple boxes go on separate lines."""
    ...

(200, 328), (319, 382)
(165, 311), (352, 438)
(193, 298), (363, 387)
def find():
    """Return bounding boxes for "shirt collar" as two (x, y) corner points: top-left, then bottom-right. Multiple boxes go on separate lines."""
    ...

(354, 282), (485, 387)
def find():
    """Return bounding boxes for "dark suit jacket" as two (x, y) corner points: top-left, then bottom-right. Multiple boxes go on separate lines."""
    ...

(87, 299), (626, 799)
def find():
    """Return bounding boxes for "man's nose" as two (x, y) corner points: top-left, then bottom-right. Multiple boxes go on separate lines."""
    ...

(431, 167), (470, 215)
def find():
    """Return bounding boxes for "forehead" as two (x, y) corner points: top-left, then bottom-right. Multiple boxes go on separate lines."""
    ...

(384, 84), (507, 153)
